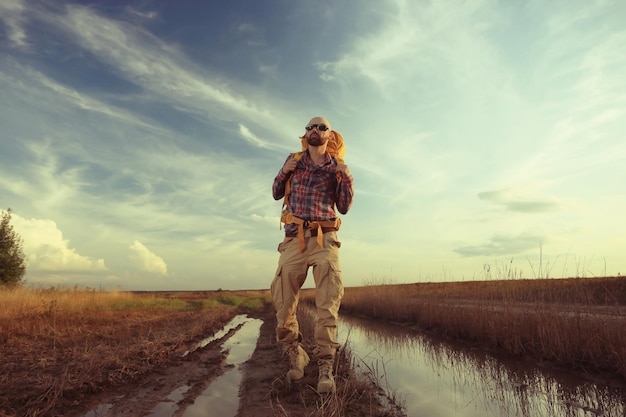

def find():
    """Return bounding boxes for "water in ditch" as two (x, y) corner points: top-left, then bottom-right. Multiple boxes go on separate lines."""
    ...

(337, 313), (626, 417)
(79, 310), (625, 417)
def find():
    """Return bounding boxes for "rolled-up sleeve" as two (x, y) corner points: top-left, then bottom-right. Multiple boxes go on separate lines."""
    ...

(336, 173), (354, 214)
(273, 155), (294, 200)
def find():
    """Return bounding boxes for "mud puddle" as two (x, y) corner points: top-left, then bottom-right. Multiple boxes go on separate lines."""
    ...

(173, 316), (262, 417)
(80, 314), (262, 417)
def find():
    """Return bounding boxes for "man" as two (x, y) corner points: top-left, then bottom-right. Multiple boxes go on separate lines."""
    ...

(271, 116), (354, 393)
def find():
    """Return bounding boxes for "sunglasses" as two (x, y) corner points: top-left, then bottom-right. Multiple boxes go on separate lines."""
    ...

(305, 123), (329, 132)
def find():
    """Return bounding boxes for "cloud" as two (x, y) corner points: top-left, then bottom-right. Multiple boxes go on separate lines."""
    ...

(250, 213), (279, 228)
(0, 0), (28, 48)
(454, 233), (545, 257)
(47, 5), (284, 133)
(125, 6), (158, 20)
(316, 0), (497, 93)
(238, 124), (271, 149)
(129, 241), (168, 275)
(11, 214), (107, 271)
(478, 189), (560, 213)
(234, 22), (266, 47)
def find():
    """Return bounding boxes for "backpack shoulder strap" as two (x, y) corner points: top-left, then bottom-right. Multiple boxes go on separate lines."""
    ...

(283, 151), (304, 209)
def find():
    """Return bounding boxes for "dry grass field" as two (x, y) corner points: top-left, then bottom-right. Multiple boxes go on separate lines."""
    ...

(303, 276), (626, 380)
(0, 287), (399, 417)
(0, 288), (268, 417)
(3, 276), (624, 416)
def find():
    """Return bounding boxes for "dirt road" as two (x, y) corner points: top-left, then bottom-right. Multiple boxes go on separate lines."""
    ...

(71, 308), (393, 417)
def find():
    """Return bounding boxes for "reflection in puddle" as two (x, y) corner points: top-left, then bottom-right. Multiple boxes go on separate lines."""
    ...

(183, 314), (252, 356)
(81, 403), (113, 417)
(145, 385), (190, 417)
(338, 314), (626, 417)
(181, 367), (242, 417)
(180, 317), (262, 417)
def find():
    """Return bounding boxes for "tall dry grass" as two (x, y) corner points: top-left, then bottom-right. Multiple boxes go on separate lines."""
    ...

(314, 277), (626, 380)
(0, 287), (268, 417)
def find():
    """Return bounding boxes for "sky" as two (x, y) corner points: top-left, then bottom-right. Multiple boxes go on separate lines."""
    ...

(1, 0), (625, 291)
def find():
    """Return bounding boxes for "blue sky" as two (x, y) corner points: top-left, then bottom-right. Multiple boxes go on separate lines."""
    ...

(1, 0), (624, 291)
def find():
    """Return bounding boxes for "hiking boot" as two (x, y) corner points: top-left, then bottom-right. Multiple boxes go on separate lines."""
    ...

(286, 345), (310, 382)
(317, 363), (336, 393)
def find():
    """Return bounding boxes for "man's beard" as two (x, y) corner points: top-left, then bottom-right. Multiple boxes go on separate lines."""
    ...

(306, 134), (328, 147)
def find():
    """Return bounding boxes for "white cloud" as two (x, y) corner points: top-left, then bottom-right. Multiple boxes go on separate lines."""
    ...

(125, 7), (158, 20)
(317, 0), (495, 91)
(238, 124), (271, 149)
(454, 232), (547, 257)
(11, 214), (107, 272)
(478, 188), (561, 213)
(129, 241), (168, 275)
(0, 0), (28, 48)
(250, 213), (280, 228)
(48, 5), (285, 134)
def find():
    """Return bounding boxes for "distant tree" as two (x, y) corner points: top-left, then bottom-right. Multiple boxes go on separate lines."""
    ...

(0, 209), (26, 286)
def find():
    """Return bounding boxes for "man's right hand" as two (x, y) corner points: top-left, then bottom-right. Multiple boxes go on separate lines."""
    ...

(281, 156), (298, 175)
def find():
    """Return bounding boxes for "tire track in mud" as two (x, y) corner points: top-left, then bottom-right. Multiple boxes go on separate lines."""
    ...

(78, 314), (262, 417)
(76, 308), (398, 417)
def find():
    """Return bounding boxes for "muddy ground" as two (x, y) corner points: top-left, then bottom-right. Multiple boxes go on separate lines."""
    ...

(60, 308), (393, 417)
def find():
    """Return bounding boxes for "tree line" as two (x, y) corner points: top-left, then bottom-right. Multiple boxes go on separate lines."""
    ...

(1, 209), (26, 286)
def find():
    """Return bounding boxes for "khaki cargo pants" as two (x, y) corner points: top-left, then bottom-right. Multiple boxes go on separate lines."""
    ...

(270, 230), (344, 361)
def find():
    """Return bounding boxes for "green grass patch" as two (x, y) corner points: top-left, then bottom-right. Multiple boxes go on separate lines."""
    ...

(109, 297), (190, 311)
(215, 294), (269, 312)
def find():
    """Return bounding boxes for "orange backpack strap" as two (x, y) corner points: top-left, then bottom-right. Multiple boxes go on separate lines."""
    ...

(283, 152), (304, 209)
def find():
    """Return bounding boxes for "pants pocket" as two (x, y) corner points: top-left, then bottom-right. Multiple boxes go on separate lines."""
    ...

(270, 265), (283, 308)
(277, 237), (295, 253)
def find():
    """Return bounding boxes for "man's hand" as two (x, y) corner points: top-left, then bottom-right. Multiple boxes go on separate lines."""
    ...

(281, 156), (298, 175)
(336, 164), (350, 176)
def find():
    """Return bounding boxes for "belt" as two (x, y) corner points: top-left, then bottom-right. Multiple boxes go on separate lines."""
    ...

(285, 227), (337, 238)
(280, 211), (341, 252)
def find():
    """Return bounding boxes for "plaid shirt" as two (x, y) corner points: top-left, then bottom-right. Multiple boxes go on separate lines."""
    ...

(273, 151), (354, 235)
